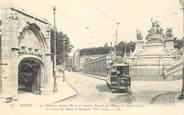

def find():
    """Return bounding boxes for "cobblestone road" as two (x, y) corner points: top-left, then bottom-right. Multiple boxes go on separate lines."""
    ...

(59, 72), (183, 105)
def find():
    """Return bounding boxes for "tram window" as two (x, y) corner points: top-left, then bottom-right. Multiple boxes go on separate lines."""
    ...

(123, 68), (129, 75)
(111, 72), (116, 75)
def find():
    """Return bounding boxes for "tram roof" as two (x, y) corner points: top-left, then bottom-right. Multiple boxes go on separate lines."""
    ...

(111, 62), (129, 67)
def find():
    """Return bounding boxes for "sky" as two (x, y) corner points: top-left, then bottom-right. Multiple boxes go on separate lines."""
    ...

(0, 0), (183, 54)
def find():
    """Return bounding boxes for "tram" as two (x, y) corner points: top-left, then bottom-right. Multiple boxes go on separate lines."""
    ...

(106, 62), (131, 92)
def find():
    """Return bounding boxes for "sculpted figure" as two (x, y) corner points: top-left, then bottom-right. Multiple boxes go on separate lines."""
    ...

(146, 19), (163, 40)
(151, 19), (163, 35)
(165, 28), (173, 38)
(136, 30), (143, 40)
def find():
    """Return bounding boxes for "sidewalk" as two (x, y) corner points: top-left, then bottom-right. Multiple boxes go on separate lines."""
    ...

(13, 77), (77, 105)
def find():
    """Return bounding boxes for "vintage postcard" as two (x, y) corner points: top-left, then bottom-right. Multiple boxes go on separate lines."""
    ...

(0, 0), (183, 115)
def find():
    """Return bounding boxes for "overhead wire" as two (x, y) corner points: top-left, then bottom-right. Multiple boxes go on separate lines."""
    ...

(56, 9), (87, 29)
(39, 0), (53, 8)
(39, 0), (89, 28)
(80, 0), (118, 23)
(80, 0), (120, 45)
(14, 0), (118, 47)
(38, 0), (97, 47)
(87, 2), (116, 23)
(40, 0), (122, 47)
(54, 5), (96, 43)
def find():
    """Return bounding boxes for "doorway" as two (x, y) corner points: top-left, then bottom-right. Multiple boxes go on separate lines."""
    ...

(18, 58), (42, 95)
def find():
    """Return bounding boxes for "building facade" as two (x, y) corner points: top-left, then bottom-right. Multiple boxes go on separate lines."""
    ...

(72, 48), (110, 72)
(65, 56), (73, 71)
(72, 49), (80, 72)
(82, 55), (112, 76)
(79, 54), (107, 71)
(0, 7), (53, 99)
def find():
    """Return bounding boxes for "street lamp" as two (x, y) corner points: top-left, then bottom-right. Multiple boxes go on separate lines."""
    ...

(110, 42), (113, 58)
(115, 22), (120, 61)
(53, 5), (57, 93)
(179, 0), (184, 99)
(62, 35), (67, 81)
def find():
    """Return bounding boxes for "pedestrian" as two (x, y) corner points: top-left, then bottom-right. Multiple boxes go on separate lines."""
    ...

(62, 68), (65, 81)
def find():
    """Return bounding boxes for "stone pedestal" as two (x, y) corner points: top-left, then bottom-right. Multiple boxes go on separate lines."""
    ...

(134, 40), (144, 55)
(165, 38), (174, 55)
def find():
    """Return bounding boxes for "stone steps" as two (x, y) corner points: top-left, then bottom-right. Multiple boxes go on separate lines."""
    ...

(166, 60), (183, 79)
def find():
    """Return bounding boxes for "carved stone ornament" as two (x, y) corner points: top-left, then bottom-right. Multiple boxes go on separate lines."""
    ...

(6, 10), (18, 20)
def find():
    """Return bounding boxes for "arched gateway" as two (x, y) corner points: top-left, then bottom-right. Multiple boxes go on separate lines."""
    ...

(0, 7), (53, 99)
(18, 57), (43, 95)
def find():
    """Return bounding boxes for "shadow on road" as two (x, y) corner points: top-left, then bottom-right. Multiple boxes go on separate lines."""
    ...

(150, 91), (179, 105)
(110, 92), (135, 104)
(96, 84), (112, 93)
(96, 84), (135, 104)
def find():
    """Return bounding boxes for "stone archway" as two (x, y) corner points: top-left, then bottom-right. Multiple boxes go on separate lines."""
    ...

(18, 58), (44, 95)
(0, 7), (53, 99)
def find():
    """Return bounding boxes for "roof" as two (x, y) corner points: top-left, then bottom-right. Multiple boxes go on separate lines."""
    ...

(9, 7), (50, 25)
(111, 62), (129, 67)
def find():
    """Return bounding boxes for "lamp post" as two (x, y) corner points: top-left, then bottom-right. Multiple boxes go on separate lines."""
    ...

(62, 35), (67, 81)
(53, 5), (57, 93)
(115, 22), (120, 61)
(110, 42), (113, 58)
(179, 0), (184, 99)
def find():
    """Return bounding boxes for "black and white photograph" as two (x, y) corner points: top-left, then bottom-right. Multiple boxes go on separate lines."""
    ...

(0, 0), (184, 114)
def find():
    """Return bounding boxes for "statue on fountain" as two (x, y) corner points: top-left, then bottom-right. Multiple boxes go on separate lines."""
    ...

(136, 30), (143, 41)
(165, 28), (173, 39)
(146, 19), (164, 42)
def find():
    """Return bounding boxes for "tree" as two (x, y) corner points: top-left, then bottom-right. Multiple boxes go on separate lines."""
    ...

(104, 42), (108, 47)
(116, 41), (135, 57)
(116, 41), (126, 57)
(50, 29), (73, 65)
(80, 46), (111, 56)
(128, 41), (135, 52)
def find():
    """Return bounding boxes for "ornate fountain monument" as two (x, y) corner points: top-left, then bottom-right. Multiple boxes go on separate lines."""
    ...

(128, 20), (177, 80)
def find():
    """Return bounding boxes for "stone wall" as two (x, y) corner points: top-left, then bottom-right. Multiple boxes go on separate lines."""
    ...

(0, 10), (2, 95)
(0, 6), (53, 98)
(129, 55), (176, 80)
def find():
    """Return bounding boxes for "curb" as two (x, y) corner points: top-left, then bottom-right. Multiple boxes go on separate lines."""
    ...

(51, 94), (77, 104)
(65, 81), (79, 94)
(51, 81), (78, 104)
(50, 81), (78, 104)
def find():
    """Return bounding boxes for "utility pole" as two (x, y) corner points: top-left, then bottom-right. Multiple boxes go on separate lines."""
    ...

(53, 5), (57, 93)
(124, 41), (127, 60)
(115, 22), (120, 61)
(110, 42), (113, 58)
(62, 36), (66, 81)
(179, 0), (184, 99)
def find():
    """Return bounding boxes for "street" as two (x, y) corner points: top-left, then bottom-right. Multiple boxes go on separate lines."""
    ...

(59, 72), (182, 105)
